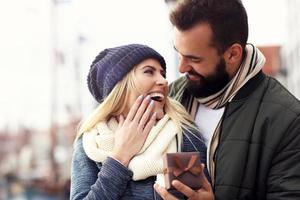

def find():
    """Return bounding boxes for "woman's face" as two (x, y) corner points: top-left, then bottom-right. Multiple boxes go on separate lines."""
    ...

(127, 58), (168, 120)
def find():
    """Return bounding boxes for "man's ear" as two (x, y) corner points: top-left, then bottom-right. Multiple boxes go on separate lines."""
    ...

(224, 43), (243, 64)
(223, 43), (243, 77)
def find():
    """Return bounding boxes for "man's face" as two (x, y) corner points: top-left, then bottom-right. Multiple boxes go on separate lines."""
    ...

(185, 57), (230, 97)
(174, 23), (231, 98)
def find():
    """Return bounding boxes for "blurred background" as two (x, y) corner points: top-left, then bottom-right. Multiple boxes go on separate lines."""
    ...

(0, 0), (299, 199)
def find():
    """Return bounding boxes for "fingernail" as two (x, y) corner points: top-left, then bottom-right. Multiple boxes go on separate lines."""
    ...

(138, 94), (143, 100)
(150, 100), (154, 106)
(145, 95), (151, 100)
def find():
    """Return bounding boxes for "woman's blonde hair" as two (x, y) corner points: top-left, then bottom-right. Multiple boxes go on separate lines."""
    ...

(76, 66), (199, 143)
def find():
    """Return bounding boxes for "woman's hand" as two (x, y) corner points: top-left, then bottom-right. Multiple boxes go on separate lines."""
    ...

(154, 164), (214, 200)
(112, 95), (156, 166)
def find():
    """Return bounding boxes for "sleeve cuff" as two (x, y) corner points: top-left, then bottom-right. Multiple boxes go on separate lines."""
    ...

(100, 156), (133, 180)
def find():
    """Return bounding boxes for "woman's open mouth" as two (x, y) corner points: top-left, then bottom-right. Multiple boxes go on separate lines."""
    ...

(149, 92), (164, 102)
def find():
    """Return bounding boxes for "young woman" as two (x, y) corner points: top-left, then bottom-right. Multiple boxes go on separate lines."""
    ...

(70, 44), (208, 200)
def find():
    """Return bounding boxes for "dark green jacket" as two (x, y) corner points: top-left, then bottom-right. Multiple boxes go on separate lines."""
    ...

(169, 71), (300, 200)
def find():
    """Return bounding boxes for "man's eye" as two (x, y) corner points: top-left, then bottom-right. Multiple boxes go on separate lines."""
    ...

(191, 58), (201, 63)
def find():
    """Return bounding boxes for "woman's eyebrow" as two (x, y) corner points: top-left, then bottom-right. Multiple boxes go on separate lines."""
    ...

(142, 65), (156, 70)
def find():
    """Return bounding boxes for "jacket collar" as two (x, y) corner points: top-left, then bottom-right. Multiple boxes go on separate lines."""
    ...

(231, 70), (266, 101)
(223, 71), (266, 118)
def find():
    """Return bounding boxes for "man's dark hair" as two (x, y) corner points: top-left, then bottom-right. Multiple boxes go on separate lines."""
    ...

(170, 0), (248, 54)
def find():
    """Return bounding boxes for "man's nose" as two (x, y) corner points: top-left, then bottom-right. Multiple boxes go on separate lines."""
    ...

(178, 58), (191, 73)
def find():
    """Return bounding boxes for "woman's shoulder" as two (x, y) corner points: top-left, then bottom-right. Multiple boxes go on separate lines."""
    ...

(74, 136), (84, 152)
(73, 137), (89, 161)
(73, 136), (102, 169)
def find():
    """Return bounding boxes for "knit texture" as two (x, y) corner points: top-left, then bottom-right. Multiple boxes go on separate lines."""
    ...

(82, 114), (178, 180)
(87, 44), (166, 103)
(70, 129), (207, 200)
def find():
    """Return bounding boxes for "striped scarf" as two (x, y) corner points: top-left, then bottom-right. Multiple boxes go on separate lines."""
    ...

(189, 44), (265, 184)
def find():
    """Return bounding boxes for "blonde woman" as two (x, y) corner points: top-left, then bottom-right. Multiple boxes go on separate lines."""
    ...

(70, 44), (208, 200)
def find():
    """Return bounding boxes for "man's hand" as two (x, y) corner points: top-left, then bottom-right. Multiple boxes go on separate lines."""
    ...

(154, 164), (214, 200)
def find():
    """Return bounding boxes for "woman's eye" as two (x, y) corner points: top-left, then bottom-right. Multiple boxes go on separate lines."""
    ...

(144, 70), (154, 75)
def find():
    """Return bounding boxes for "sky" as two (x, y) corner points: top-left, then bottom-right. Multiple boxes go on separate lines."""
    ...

(243, 0), (287, 46)
(0, 0), (52, 131)
(0, 0), (288, 131)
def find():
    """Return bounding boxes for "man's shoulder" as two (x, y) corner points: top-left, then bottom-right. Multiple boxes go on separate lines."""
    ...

(169, 76), (188, 89)
(263, 76), (300, 114)
(169, 76), (188, 100)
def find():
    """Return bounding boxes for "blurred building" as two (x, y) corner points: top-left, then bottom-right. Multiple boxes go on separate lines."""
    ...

(257, 46), (287, 85)
(258, 46), (281, 76)
(1, 0), (175, 199)
(282, 0), (300, 99)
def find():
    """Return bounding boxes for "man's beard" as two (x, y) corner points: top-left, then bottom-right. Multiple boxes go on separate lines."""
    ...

(186, 58), (230, 98)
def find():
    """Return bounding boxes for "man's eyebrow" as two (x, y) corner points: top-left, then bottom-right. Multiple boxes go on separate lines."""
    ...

(173, 46), (202, 60)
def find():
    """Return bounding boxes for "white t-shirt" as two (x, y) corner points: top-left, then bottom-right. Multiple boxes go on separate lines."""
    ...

(195, 104), (224, 175)
(194, 104), (225, 146)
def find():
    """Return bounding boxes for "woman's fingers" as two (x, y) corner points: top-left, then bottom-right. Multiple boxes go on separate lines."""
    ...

(117, 115), (125, 128)
(142, 112), (156, 134)
(139, 100), (155, 128)
(132, 95), (151, 123)
(126, 95), (144, 121)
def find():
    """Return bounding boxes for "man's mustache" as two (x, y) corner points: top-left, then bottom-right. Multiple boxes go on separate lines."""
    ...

(185, 70), (204, 80)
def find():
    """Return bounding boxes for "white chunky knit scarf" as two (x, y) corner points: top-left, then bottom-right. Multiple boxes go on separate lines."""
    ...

(82, 114), (179, 181)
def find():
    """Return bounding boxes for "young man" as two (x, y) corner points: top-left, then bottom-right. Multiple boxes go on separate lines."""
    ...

(154, 0), (300, 199)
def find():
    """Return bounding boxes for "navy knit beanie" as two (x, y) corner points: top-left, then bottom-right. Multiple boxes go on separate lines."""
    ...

(87, 44), (166, 103)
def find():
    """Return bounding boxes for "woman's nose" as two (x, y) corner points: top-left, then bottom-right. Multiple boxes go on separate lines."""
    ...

(157, 74), (168, 86)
